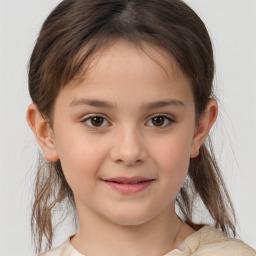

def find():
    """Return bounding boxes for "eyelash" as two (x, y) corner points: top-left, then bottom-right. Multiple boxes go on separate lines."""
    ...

(146, 114), (175, 128)
(81, 114), (175, 129)
(81, 115), (110, 128)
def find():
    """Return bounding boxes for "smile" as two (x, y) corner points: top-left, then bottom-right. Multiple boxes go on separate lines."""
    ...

(102, 176), (155, 194)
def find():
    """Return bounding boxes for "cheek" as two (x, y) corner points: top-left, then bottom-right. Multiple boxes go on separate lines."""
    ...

(160, 148), (190, 186)
(151, 131), (193, 190)
(153, 131), (192, 165)
(54, 132), (109, 190)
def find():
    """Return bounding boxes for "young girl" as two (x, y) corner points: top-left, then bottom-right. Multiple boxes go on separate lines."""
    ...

(26, 0), (256, 255)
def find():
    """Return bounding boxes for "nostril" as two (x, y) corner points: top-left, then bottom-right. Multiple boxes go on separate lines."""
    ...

(110, 140), (148, 166)
(114, 158), (144, 166)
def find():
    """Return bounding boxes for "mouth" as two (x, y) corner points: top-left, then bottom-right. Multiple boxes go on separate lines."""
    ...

(102, 176), (155, 194)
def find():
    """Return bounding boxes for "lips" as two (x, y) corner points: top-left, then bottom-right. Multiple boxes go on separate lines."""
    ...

(103, 176), (155, 194)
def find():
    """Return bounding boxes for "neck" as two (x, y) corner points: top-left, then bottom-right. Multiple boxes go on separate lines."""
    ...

(71, 202), (184, 256)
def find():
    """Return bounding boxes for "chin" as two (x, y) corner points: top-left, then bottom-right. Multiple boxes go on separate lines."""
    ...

(102, 207), (157, 227)
(109, 217), (151, 227)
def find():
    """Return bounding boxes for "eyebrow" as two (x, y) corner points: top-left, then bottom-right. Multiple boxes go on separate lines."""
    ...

(143, 98), (185, 110)
(69, 99), (114, 108)
(69, 98), (185, 109)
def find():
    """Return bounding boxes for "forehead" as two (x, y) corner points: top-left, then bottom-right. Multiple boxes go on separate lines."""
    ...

(70, 39), (187, 84)
(57, 39), (194, 107)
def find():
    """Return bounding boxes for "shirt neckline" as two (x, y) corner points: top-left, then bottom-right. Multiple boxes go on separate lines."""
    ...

(67, 226), (210, 256)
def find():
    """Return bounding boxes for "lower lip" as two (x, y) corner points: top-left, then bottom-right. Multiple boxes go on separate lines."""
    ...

(104, 180), (153, 194)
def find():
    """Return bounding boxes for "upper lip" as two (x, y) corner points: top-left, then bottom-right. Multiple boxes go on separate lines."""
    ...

(103, 176), (155, 184)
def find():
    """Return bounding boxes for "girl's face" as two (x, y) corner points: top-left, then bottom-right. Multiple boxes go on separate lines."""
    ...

(47, 40), (202, 225)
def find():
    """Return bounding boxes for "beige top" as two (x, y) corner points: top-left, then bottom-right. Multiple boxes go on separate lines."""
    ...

(41, 226), (256, 256)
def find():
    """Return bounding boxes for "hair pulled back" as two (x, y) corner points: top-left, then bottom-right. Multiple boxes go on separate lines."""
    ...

(28, 0), (236, 253)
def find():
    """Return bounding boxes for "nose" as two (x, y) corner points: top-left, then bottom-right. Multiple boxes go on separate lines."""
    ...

(110, 126), (148, 166)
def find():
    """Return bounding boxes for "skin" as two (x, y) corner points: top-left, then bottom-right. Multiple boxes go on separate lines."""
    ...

(27, 39), (217, 256)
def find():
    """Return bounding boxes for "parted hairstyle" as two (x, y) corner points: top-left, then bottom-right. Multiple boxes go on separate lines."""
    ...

(28, 0), (236, 253)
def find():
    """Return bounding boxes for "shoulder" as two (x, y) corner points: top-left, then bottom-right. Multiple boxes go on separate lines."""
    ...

(184, 226), (256, 256)
(196, 237), (256, 255)
(38, 240), (70, 256)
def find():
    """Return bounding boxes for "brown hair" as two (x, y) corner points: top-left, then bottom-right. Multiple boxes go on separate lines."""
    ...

(28, 0), (236, 253)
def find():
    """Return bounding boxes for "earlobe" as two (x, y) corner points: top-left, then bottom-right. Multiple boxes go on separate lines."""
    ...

(190, 99), (218, 158)
(27, 104), (59, 162)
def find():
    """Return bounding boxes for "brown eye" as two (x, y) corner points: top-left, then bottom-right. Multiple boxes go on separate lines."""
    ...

(146, 115), (174, 128)
(83, 116), (109, 127)
(91, 117), (104, 126)
(152, 116), (165, 126)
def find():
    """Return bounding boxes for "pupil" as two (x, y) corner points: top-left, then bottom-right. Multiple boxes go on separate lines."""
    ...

(92, 117), (103, 126)
(153, 116), (164, 126)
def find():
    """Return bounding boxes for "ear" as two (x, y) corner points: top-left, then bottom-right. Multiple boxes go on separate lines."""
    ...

(190, 99), (218, 158)
(27, 103), (59, 162)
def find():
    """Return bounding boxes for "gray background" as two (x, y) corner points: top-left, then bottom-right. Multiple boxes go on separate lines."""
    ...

(0, 0), (255, 255)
